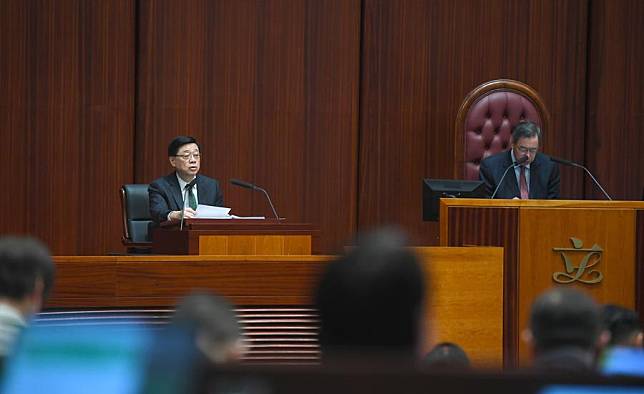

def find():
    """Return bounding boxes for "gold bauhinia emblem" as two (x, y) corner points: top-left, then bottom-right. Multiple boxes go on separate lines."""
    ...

(552, 237), (603, 284)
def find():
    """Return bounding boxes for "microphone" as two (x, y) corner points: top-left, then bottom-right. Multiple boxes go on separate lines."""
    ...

(550, 156), (612, 200)
(490, 156), (528, 199)
(230, 179), (281, 220)
(180, 178), (198, 231)
(230, 178), (256, 190)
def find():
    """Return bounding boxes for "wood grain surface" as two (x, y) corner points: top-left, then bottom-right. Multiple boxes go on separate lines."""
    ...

(1, 0), (641, 256)
(48, 247), (504, 366)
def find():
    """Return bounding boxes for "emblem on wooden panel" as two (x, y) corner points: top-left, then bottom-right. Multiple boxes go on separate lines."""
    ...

(552, 237), (603, 284)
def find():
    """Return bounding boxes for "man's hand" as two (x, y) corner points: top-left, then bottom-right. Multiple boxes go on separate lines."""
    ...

(169, 208), (197, 221)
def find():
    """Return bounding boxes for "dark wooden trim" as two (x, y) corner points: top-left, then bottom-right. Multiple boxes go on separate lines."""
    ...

(46, 256), (331, 308)
(636, 210), (644, 328)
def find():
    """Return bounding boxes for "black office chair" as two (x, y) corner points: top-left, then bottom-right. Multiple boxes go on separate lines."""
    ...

(120, 184), (153, 254)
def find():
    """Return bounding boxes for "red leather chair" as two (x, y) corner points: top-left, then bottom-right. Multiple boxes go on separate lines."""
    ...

(454, 79), (550, 180)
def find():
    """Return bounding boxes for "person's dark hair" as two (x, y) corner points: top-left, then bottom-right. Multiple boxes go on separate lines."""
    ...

(0, 236), (55, 300)
(529, 287), (600, 353)
(423, 342), (471, 370)
(511, 120), (541, 144)
(601, 304), (642, 346)
(314, 228), (426, 360)
(172, 292), (241, 348)
(168, 136), (200, 156)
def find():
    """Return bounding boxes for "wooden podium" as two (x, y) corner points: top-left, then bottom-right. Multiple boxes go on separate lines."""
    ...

(150, 219), (317, 255)
(440, 198), (644, 366)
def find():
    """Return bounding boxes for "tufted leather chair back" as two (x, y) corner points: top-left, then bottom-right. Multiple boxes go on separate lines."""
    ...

(120, 184), (153, 252)
(454, 79), (549, 180)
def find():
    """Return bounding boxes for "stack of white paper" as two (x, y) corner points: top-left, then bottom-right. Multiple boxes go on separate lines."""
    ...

(195, 204), (265, 220)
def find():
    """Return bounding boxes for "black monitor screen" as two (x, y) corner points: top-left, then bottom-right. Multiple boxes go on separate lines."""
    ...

(422, 179), (486, 221)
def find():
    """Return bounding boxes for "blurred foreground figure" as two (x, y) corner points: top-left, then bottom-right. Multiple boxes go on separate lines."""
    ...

(601, 304), (643, 349)
(524, 287), (604, 373)
(315, 228), (427, 363)
(140, 292), (244, 393)
(423, 342), (471, 371)
(172, 292), (245, 364)
(0, 236), (54, 366)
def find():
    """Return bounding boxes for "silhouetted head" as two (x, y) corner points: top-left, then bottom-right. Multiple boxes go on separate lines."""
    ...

(423, 342), (471, 370)
(527, 287), (601, 354)
(315, 228), (427, 361)
(172, 292), (244, 364)
(601, 304), (643, 348)
(0, 236), (54, 317)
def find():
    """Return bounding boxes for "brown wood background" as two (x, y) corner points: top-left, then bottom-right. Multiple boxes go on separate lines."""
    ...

(1, 0), (642, 255)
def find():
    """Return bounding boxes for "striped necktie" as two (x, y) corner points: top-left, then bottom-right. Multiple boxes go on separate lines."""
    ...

(519, 166), (529, 199)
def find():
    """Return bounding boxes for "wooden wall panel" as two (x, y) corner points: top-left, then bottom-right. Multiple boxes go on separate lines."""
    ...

(0, 0), (134, 254)
(586, 0), (644, 201)
(359, 0), (588, 246)
(1, 0), (640, 256)
(136, 0), (360, 253)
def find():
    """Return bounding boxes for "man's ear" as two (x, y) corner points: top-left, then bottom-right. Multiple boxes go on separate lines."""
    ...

(634, 331), (643, 348)
(521, 328), (534, 346)
(169, 156), (177, 169)
(29, 278), (45, 314)
(597, 329), (611, 350)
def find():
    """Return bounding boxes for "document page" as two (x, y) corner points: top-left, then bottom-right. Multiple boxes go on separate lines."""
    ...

(195, 204), (231, 218)
(195, 205), (265, 220)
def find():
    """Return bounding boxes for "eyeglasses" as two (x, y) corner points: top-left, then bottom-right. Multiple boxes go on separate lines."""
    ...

(517, 146), (538, 154)
(174, 152), (201, 161)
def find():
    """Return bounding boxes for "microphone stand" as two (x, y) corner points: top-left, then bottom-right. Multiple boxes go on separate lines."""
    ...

(490, 157), (528, 199)
(230, 179), (281, 220)
(254, 185), (280, 220)
(551, 157), (612, 200)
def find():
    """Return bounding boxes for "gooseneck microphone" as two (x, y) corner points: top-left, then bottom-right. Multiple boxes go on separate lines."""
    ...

(549, 156), (612, 200)
(490, 156), (529, 199)
(230, 179), (281, 220)
(180, 178), (198, 231)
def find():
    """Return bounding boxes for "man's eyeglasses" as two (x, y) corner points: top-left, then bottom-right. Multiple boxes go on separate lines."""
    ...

(517, 146), (538, 154)
(174, 152), (201, 161)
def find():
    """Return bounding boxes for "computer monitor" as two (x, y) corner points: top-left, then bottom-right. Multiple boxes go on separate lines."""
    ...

(422, 179), (486, 221)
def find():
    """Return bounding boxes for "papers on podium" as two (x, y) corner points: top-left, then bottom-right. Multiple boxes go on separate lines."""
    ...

(195, 204), (265, 220)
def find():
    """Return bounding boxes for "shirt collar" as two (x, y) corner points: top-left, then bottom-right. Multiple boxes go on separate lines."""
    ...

(0, 303), (28, 327)
(175, 173), (197, 191)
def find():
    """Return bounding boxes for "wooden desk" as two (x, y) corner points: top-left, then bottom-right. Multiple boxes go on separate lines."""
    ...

(440, 198), (644, 366)
(47, 247), (504, 366)
(150, 220), (317, 255)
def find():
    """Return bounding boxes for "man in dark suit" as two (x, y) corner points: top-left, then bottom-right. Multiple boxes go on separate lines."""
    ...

(149, 136), (224, 224)
(479, 121), (560, 199)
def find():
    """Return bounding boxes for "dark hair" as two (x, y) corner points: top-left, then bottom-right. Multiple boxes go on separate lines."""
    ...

(0, 236), (55, 300)
(511, 121), (541, 144)
(423, 342), (471, 370)
(314, 228), (426, 360)
(529, 287), (600, 353)
(172, 292), (241, 347)
(601, 304), (642, 346)
(168, 136), (200, 156)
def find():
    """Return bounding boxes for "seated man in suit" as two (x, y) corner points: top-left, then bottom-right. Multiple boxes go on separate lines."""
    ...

(479, 121), (560, 199)
(149, 136), (224, 224)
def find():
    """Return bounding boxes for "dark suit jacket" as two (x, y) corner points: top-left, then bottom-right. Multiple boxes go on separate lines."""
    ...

(148, 173), (224, 223)
(479, 150), (560, 199)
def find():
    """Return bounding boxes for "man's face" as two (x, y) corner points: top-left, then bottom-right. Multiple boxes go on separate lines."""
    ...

(512, 135), (539, 165)
(169, 143), (200, 181)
